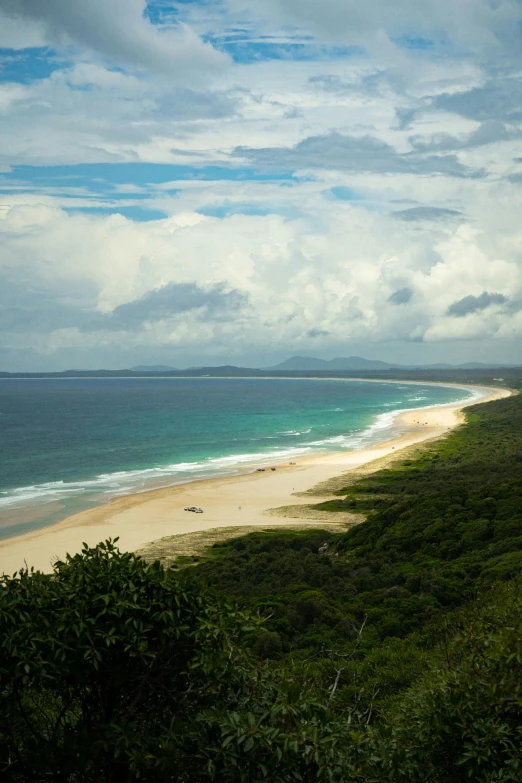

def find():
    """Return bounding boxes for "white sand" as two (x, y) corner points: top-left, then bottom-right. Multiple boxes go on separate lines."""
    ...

(0, 384), (510, 575)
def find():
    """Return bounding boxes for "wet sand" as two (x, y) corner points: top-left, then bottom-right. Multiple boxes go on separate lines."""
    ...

(0, 385), (510, 574)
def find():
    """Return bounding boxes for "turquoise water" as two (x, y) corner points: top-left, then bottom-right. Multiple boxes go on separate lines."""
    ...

(0, 378), (479, 539)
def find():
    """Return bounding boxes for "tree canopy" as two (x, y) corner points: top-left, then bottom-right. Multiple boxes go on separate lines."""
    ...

(0, 540), (360, 782)
(2, 391), (522, 781)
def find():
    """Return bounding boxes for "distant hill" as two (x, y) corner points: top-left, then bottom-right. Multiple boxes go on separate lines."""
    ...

(266, 356), (522, 372)
(130, 365), (178, 372)
(267, 356), (397, 371)
(2, 357), (521, 380)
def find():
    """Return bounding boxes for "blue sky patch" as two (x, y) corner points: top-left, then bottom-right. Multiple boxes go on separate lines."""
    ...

(0, 48), (67, 83)
(328, 186), (362, 201)
(144, 0), (180, 25)
(1, 164), (299, 194)
(0, 163), (305, 217)
(204, 31), (360, 63)
(144, 0), (209, 26)
(198, 203), (276, 218)
(394, 36), (436, 51)
(196, 202), (307, 219)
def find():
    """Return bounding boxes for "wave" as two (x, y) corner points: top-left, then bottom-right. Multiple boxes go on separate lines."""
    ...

(0, 444), (315, 509)
(306, 384), (480, 452)
(0, 384), (481, 512)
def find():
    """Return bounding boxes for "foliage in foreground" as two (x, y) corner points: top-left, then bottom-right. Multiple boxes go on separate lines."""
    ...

(373, 579), (522, 782)
(0, 542), (521, 781)
(0, 541), (361, 782)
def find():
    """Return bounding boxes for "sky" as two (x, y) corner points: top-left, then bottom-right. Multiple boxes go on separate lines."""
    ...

(1, 0), (522, 370)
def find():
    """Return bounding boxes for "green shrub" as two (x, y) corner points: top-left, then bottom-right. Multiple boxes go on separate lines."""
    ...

(373, 581), (522, 782)
(0, 540), (359, 782)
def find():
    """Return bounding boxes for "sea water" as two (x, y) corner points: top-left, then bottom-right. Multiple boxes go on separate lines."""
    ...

(0, 377), (480, 539)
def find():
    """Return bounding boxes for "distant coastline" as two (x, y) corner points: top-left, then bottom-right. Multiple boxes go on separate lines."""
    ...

(0, 368), (517, 379)
(0, 377), (473, 543)
(0, 382), (509, 575)
(2, 353), (520, 380)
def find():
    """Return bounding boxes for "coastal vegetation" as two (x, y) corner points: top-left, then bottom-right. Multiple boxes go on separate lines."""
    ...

(0, 541), (352, 782)
(192, 392), (522, 664)
(2, 389), (522, 780)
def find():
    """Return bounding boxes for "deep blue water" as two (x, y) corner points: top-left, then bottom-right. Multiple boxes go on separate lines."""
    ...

(0, 378), (477, 539)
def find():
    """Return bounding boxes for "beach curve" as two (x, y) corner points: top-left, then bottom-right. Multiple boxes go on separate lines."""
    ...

(0, 383), (510, 575)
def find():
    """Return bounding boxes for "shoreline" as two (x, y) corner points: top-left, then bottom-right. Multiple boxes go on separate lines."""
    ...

(0, 384), (510, 575)
(0, 375), (508, 386)
(0, 378), (478, 536)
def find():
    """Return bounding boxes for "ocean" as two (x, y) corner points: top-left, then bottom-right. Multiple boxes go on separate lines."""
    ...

(0, 377), (479, 539)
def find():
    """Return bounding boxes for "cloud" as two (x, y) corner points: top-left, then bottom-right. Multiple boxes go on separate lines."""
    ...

(308, 74), (352, 94)
(0, 295), (99, 333)
(410, 121), (519, 153)
(227, 0), (518, 49)
(0, 69), (239, 168)
(3, 201), (522, 369)
(446, 291), (507, 317)
(0, 0), (228, 75)
(433, 80), (522, 123)
(0, 12), (46, 47)
(388, 287), (413, 305)
(392, 207), (463, 222)
(395, 108), (417, 131)
(307, 327), (330, 337)
(0, 272), (100, 333)
(109, 282), (247, 326)
(236, 132), (482, 178)
(3, 0), (522, 368)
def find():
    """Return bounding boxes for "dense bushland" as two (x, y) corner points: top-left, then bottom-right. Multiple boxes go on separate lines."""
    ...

(192, 394), (522, 691)
(2, 390), (522, 781)
(372, 579), (522, 781)
(195, 396), (522, 636)
(0, 541), (359, 782)
(1, 543), (521, 782)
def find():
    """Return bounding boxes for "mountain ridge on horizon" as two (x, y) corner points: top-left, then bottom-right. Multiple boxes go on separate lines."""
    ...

(2, 356), (521, 377)
(266, 356), (394, 371)
(264, 355), (520, 371)
(131, 365), (179, 372)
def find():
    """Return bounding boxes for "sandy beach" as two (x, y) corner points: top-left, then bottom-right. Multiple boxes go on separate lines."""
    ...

(0, 384), (510, 575)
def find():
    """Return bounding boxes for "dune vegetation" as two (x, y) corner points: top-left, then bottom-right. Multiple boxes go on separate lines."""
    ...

(2, 390), (522, 781)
